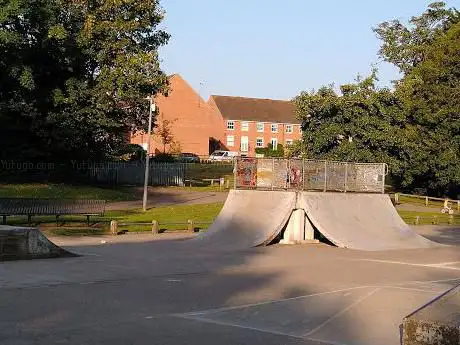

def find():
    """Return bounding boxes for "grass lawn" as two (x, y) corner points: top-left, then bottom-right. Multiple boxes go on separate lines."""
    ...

(0, 183), (137, 201)
(5, 202), (225, 235)
(398, 209), (460, 225)
(397, 194), (447, 208)
(108, 202), (224, 232)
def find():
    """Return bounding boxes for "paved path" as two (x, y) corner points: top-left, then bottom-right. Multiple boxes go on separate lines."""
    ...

(1, 227), (459, 345)
(107, 188), (228, 210)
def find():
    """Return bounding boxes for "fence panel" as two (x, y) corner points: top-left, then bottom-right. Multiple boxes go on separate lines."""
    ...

(235, 158), (386, 193)
(325, 161), (347, 192)
(303, 160), (327, 191)
(256, 158), (273, 188)
(236, 158), (257, 189)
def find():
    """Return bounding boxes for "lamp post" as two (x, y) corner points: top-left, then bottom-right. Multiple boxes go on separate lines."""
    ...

(143, 95), (155, 212)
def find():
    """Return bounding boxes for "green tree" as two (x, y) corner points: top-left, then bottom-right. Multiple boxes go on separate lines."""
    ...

(0, 0), (169, 161)
(155, 113), (176, 153)
(255, 143), (285, 157)
(397, 22), (460, 196)
(294, 72), (415, 185)
(373, 1), (459, 75)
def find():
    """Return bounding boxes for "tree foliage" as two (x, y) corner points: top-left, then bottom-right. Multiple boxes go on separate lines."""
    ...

(295, 72), (415, 184)
(397, 21), (460, 195)
(255, 143), (285, 157)
(0, 0), (169, 161)
(296, 2), (460, 197)
(373, 1), (459, 74)
(155, 113), (176, 153)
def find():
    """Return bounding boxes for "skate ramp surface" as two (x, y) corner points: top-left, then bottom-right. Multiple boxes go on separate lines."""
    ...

(194, 190), (296, 250)
(300, 192), (439, 251)
(0, 225), (76, 260)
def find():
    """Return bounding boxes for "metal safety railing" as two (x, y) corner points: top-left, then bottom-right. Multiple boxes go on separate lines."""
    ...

(234, 158), (387, 193)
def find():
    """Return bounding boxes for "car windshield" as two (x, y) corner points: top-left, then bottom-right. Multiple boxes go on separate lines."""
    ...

(212, 151), (225, 156)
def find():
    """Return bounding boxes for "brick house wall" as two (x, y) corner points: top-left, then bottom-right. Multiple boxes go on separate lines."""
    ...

(208, 96), (302, 157)
(131, 74), (224, 157)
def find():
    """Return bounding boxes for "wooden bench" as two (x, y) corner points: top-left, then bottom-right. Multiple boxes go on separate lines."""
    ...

(0, 198), (106, 226)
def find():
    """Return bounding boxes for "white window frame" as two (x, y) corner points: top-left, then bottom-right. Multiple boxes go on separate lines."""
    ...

(256, 122), (264, 132)
(285, 124), (293, 133)
(256, 137), (264, 148)
(226, 135), (234, 147)
(271, 123), (278, 133)
(241, 121), (249, 132)
(240, 136), (249, 152)
(271, 138), (278, 150)
(285, 139), (293, 146)
(227, 120), (235, 130)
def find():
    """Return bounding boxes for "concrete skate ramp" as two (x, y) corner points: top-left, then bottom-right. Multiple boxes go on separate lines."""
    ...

(300, 192), (438, 251)
(194, 190), (296, 249)
(0, 225), (76, 260)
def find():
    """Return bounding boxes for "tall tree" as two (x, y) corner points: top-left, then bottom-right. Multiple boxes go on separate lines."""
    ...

(295, 72), (415, 185)
(373, 1), (459, 75)
(397, 22), (460, 196)
(0, 0), (169, 161)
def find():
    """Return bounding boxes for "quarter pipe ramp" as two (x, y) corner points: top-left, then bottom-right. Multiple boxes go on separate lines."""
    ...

(193, 190), (296, 250)
(0, 225), (76, 260)
(300, 192), (439, 251)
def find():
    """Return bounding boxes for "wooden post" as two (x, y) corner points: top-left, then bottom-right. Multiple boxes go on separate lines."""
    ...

(110, 220), (118, 235)
(395, 193), (399, 204)
(187, 219), (194, 233)
(425, 196), (429, 206)
(415, 216), (420, 225)
(457, 200), (460, 212)
(448, 215), (454, 225)
(151, 220), (159, 234)
(226, 179), (229, 189)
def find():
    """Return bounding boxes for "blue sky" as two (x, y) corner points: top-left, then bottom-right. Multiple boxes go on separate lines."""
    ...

(158, 0), (459, 100)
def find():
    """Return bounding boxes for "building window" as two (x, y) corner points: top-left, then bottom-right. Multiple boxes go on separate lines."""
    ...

(286, 139), (293, 146)
(256, 138), (264, 148)
(256, 122), (264, 132)
(271, 138), (278, 150)
(241, 121), (249, 131)
(240, 136), (249, 152)
(286, 124), (293, 133)
(271, 123), (278, 133)
(226, 135), (234, 147)
(227, 120), (235, 130)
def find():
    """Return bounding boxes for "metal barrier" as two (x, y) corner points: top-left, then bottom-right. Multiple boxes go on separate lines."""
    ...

(234, 158), (386, 193)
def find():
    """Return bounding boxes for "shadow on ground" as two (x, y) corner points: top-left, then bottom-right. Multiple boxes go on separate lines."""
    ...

(0, 222), (459, 345)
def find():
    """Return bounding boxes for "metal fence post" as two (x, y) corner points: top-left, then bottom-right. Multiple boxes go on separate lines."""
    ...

(233, 158), (237, 190)
(344, 162), (348, 193)
(302, 159), (305, 191)
(286, 159), (290, 190)
(323, 161), (327, 192)
(381, 163), (386, 194)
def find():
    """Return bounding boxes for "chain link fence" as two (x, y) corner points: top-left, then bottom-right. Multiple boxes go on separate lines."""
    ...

(235, 158), (386, 193)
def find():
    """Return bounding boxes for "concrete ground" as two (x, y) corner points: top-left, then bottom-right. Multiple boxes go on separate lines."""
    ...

(107, 188), (228, 210)
(1, 226), (459, 345)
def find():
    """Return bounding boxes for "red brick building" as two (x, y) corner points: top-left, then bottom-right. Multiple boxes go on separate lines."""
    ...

(208, 95), (301, 157)
(131, 74), (224, 157)
(131, 74), (301, 157)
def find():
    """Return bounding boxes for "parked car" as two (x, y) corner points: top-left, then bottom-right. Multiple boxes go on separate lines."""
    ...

(176, 152), (201, 162)
(208, 150), (239, 161)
